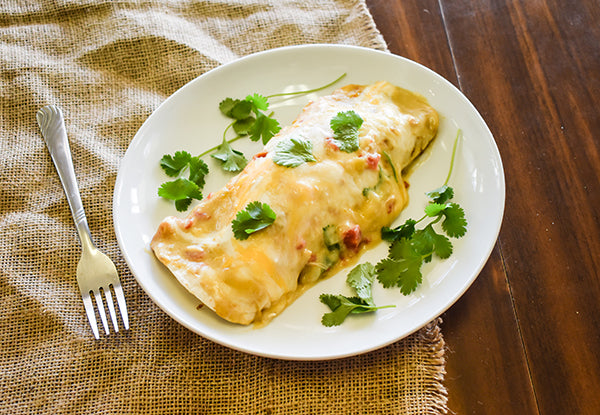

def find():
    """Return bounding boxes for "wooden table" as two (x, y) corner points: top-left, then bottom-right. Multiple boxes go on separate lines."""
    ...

(365, 0), (600, 413)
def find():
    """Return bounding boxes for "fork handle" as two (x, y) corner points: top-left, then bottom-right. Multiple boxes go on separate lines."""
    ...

(37, 105), (95, 252)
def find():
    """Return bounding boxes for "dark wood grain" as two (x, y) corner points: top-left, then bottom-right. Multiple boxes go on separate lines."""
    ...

(442, 252), (538, 413)
(366, 0), (600, 413)
(363, 0), (456, 78)
(441, 0), (600, 413)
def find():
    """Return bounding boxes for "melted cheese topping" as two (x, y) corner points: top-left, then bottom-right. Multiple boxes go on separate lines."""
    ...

(150, 81), (439, 325)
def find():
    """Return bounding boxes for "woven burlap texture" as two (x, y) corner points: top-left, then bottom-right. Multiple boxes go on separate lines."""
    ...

(0, 1), (448, 413)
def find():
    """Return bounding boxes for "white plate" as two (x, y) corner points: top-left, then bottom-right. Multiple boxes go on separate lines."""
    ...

(114, 45), (505, 360)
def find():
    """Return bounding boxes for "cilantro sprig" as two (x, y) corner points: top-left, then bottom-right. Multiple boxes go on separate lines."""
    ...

(219, 93), (281, 145)
(158, 151), (209, 212)
(320, 263), (394, 327)
(231, 201), (277, 240)
(376, 130), (467, 295)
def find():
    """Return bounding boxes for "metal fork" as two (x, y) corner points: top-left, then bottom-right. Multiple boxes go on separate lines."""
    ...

(37, 105), (129, 339)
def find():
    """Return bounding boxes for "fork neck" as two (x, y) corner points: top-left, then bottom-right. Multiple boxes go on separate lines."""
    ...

(74, 210), (96, 254)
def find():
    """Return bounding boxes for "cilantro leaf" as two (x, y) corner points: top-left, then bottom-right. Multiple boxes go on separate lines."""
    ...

(160, 151), (208, 186)
(249, 112), (281, 144)
(376, 256), (423, 295)
(330, 110), (363, 133)
(410, 229), (434, 263)
(346, 262), (376, 306)
(441, 203), (467, 238)
(160, 151), (193, 177)
(374, 258), (402, 288)
(219, 98), (254, 121)
(232, 117), (255, 136)
(397, 262), (423, 295)
(422, 200), (467, 238)
(231, 201), (276, 240)
(211, 137), (248, 172)
(319, 294), (387, 327)
(381, 218), (417, 242)
(320, 294), (360, 327)
(218, 98), (240, 117)
(174, 198), (193, 212)
(424, 202), (448, 217)
(412, 225), (452, 262)
(319, 293), (343, 313)
(273, 137), (316, 167)
(157, 178), (203, 212)
(230, 100), (253, 120)
(320, 262), (394, 326)
(187, 158), (209, 188)
(330, 110), (363, 153)
(426, 185), (454, 204)
(158, 152), (208, 212)
(245, 93), (269, 111)
(157, 178), (202, 201)
(378, 238), (424, 295)
(427, 227), (453, 259)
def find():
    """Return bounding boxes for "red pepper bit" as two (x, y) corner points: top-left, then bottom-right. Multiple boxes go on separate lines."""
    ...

(296, 238), (306, 250)
(386, 198), (396, 214)
(342, 224), (362, 251)
(325, 137), (339, 151)
(183, 218), (194, 229)
(183, 211), (210, 229)
(364, 153), (381, 169)
(184, 247), (205, 261)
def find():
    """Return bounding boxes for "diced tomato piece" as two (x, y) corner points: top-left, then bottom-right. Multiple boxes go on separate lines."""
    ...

(365, 153), (381, 169)
(343, 225), (362, 250)
(296, 238), (306, 250)
(183, 211), (210, 229)
(386, 198), (396, 214)
(325, 138), (339, 151)
(184, 247), (205, 261)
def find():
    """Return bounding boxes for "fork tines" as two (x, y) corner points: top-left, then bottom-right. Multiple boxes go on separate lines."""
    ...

(81, 283), (129, 339)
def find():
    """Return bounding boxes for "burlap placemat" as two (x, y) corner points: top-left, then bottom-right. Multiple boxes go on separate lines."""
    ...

(0, 1), (448, 413)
